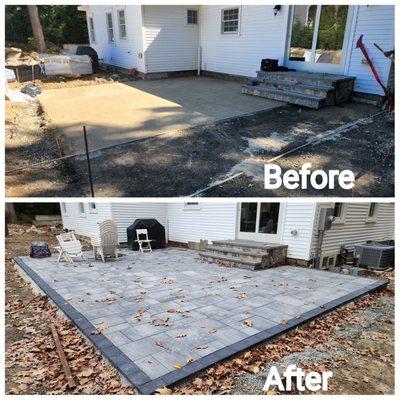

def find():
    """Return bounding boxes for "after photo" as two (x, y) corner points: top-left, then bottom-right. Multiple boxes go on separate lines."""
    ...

(5, 201), (395, 394)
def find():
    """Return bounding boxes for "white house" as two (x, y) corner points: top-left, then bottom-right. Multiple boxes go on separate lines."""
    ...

(78, 4), (394, 97)
(60, 201), (394, 268)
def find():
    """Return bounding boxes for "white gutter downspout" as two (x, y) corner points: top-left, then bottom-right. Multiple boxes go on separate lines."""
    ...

(197, 6), (202, 76)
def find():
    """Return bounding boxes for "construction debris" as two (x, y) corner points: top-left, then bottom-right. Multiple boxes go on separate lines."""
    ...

(5, 47), (39, 66)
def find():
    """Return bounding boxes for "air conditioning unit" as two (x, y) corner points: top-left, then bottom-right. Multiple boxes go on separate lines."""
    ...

(354, 243), (394, 270)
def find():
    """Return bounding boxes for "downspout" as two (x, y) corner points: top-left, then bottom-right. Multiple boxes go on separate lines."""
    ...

(140, 5), (148, 75)
(314, 228), (325, 269)
(197, 6), (202, 76)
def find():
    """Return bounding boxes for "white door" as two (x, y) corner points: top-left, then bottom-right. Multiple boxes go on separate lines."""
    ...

(285, 5), (353, 74)
(237, 202), (283, 243)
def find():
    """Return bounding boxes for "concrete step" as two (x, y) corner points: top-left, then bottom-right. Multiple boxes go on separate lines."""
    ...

(204, 245), (268, 264)
(206, 245), (267, 258)
(256, 70), (355, 87)
(242, 84), (325, 109)
(199, 251), (264, 270)
(252, 78), (334, 98)
(212, 239), (276, 253)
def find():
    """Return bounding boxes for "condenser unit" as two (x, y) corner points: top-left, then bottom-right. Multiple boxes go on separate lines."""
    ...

(354, 243), (394, 270)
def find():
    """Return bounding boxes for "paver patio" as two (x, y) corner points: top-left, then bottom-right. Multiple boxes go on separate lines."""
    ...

(14, 248), (386, 393)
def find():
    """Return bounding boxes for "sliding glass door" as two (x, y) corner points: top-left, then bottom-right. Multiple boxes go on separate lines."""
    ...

(286, 5), (351, 73)
(237, 202), (283, 242)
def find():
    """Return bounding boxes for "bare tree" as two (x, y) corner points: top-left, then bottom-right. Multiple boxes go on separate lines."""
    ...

(27, 5), (46, 52)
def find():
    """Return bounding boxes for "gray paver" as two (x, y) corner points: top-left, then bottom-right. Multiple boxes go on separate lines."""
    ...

(16, 248), (382, 391)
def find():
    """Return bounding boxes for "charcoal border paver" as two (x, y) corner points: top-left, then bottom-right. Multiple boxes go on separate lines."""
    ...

(13, 256), (387, 394)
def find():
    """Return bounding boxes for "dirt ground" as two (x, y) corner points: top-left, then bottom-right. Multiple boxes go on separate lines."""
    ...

(5, 99), (394, 197)
(5, 224), (395, 395)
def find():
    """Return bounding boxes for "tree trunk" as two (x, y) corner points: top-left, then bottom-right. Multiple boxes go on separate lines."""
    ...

(27, 5), (46, 52)
(5, 203), (17, 237)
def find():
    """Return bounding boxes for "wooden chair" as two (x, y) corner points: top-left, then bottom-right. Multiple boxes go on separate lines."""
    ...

(91, 220), (119, 262)
(135, 229), (153, 253)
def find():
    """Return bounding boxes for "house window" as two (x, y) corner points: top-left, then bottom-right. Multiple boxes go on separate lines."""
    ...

(88, 17), (96, 42)
(366, 203), (378, 223)
(333, 203), (343, 218)
(89, 203), (97, 213)
(368, 203), (377, 218)
(184, 202), (200, 210)
(118, 9), (127, 39)
(106, 12), (115, 43)
(78, 203), (86, 215)
(187, 9), (198, 24)
(221, 8), (239, 34)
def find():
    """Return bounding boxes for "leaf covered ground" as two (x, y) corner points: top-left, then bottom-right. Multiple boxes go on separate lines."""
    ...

(5, 224), (394, 395)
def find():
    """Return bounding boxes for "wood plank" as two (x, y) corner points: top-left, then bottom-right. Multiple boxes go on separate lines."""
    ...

(50, 323), (76, 388)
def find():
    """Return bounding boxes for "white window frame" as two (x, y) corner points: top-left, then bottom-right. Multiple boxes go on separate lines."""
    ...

(60, 202), (67, 215)
(78, 202), (86, 217)
(106, 11), (115, 44)
(117, 8), (127, 39)
(221, 7), (240, 35)
(332, 202), (347, 224)
(365, 203), (378, 223)
(89, 203), (98, 214)
(88, 16), (96, 43)
(183, 202), (201, 210)
(187, 9), (198, 25)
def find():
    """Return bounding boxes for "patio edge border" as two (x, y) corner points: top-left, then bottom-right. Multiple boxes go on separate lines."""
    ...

(13, 257), (153, 393)
(13, 257), (387, 394)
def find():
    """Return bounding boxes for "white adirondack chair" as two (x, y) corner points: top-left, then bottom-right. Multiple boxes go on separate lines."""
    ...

(91, 220), (119, 262)
(55, 232), (85, 263)
(135, 229), (153, 253)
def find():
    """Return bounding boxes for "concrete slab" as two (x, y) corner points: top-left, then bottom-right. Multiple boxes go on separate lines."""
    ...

(38, 76), (281, 152)
(14, 248), (386, 393)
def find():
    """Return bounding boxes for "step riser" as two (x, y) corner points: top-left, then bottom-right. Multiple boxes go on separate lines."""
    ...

(210, 242), (271, 254)
(256, 71), (355, 88)
(255, 82), (332, 98)
(200, 254), (265, 271)
(204, 249), (267, 264)
(257, 71), (338, 87)
(242, 86), (322, 109)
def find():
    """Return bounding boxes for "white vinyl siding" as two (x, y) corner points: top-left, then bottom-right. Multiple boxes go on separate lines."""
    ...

(61, 203), (113, 237)
(142, 5), (199, 73)
(84, 5), (144, 71)
(200, 5), (289, 77)
(311, 203), (395, 259)
(346, 5), (394, 95)
(110, 203), (168, 243)
(166, 203), (237, 243)
(280, 203), (317, 261)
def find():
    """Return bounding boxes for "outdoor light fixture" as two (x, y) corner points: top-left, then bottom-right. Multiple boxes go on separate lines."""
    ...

(273, 5), (281, 15)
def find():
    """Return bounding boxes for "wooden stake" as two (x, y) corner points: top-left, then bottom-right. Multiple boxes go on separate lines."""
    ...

(50, 323), (76, 388)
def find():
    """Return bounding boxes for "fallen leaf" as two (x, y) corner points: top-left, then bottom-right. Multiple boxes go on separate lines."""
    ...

(155, 387), (172, 395)
(173, 363), (182, 369)
(91, 323), (109, 335)
(244, 319), (253, 327)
